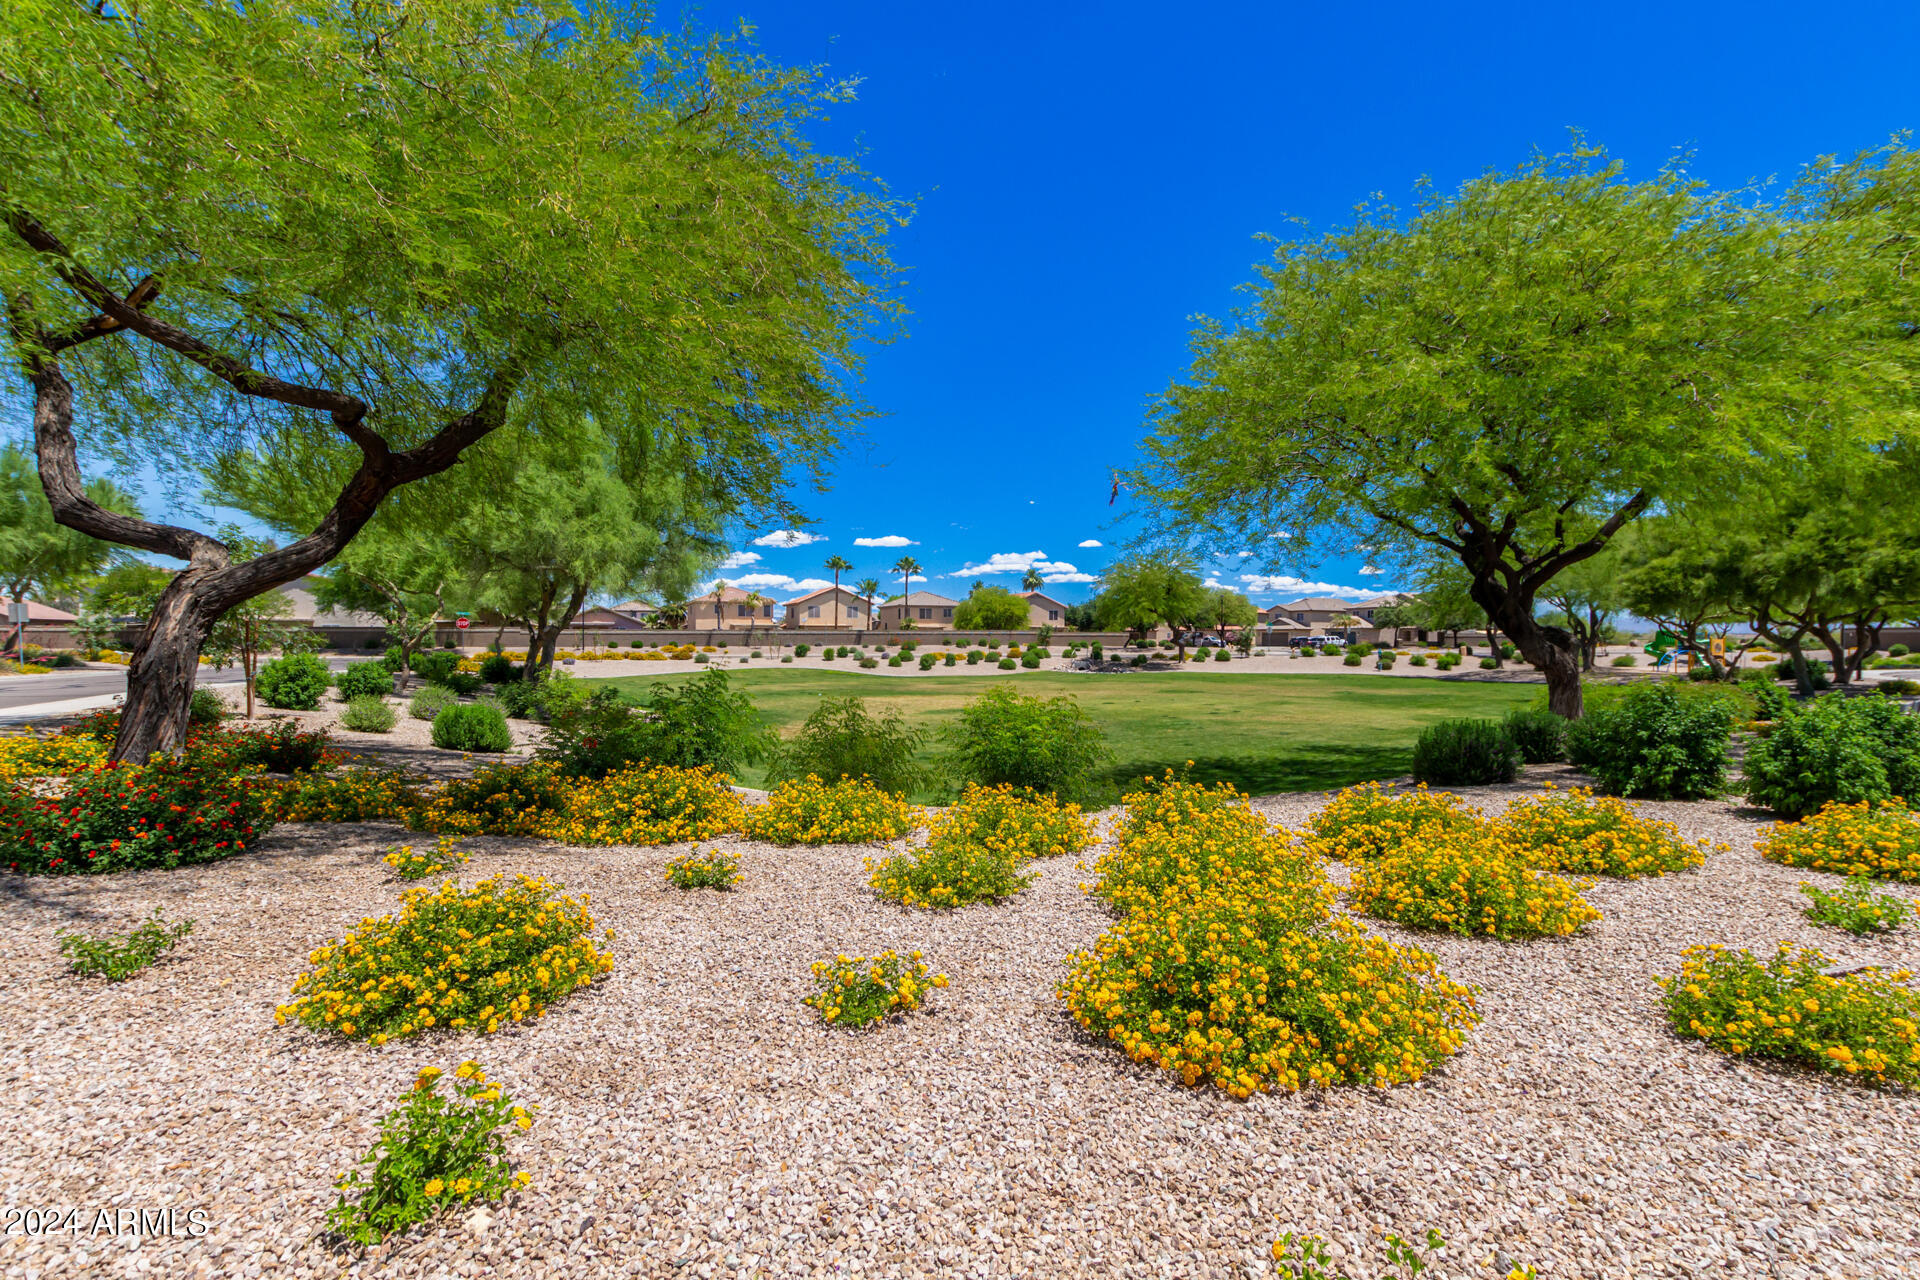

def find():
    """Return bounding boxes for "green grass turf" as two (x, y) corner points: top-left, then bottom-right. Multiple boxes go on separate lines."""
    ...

(584, 668), (1538, 799)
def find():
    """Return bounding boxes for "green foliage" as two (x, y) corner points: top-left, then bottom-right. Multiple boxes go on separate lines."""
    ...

(665, 848), (741, 890)
(996, 657), (1016, 670)
(1566, 683), (1732, 799)
(188, 689), (227, 725)
(0, 444), (141, 605)
(629, 668), (774, 774)
(1800, 875), (1915, 936)
(1343, 653), (1363, 667)
(256, 653), (332, 711)
(1096, 556), (1207, 638)
(1410, 719), (1521, 786)
(324, 1063), (535, 1244)
(1502, 708), (1567, 763)
(5, 756), (278, 874)
(1744, 694), (1920, 819)
(410, 651), (462, 685)
(55, 909), (193, 981)
(1611, 654), (1636, 667)
(337, 662), (396, 701)
(768, 696), (931, 796)
(341, 694), (398, 734)
(952, 585), (1032, 631)
(409, 685), (458, 722)
(431, 704), (514, 753)
(479, 654), (519, 684)
(943, 685), (1111, 800)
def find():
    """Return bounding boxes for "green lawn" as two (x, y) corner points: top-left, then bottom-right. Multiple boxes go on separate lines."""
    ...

(585, 669), (1538, 799)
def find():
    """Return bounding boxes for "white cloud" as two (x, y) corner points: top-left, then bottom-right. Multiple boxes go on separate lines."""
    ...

(1077, 539), (1103, 548)
(751, 530), (824, 548)
(708, 573), (833, 595)
(719, 550), (761, 570)
(1042, 572), (1099, 584)
(950, 550), (1084, 578)
(1237, 573), (1386, 598)
(1273, 531), (1292, 541)
(853, 534), (917, 548)
(1359, 565), (1384, 576)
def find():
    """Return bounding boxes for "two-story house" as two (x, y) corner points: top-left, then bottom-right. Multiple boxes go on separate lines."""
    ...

(780, 585), (872, 630)
(875, 591), (958, 632)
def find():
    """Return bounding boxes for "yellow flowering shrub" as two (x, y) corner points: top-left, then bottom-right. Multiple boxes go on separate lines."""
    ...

(405, 762), (571, 838)
(1494, 786), (1715, 878)
(926, 784), (1096, 862)
(665, 847), (740, 890)
(1304, 782), (1482, 862)
(384, 837), (469, 881)
(867, 838), (1034, 909)
(1757, 799), (1920, 881)
(1657, 942), (1920, 1086)
(325, 1061), (535, 1244)
(0, 733), (106, 780)
(276, 873), (613, 1044)
(535, 763), (743, 846)
(804, 949), (947, 1026)
(273, 767), (424, 823)
(741, 775), (919, 845)
(1347, 831), (1601, 940)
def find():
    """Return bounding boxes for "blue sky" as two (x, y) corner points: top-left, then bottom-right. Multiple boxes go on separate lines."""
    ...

(700, 0), (1920, 605)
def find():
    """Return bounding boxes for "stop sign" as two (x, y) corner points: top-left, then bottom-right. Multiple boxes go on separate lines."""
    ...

(455, 616), (470, 630)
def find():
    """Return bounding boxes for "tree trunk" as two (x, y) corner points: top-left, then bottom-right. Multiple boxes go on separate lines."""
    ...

(117, 584), (223, 761)
(530, 584), (589, 680)
(1469, 582), (1583, 717)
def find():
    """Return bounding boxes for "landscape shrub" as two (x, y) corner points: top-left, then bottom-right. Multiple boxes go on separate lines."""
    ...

(3, 757), (278, 874)
(1129, 654), (1147, 667)
(1743, 693), (1920, 819)
(743, 776), (919, 844)
(1892, 644), (1913, 658)
(861, 658), (879, 669)
(278, 873), (613, 1044)
(479, 654), (518, 683)
(410, 650), (461, 685)
(1408, 654), (1428, 667)
(919, 653), (937, 671)
(1347, 831), (1601, 940)
(944, 652), (956, 666)
(383, 836), (468, 881)
(1375, 650), (1395, 668)
(822, 648), (836, 661)
(966, 650), (982, 665)
(1502, 708), (1566, 763)
(1610, 654), (1636, 667)
(767, 695), (931, 795)
(794, 643), (811, 657)
(256, 653), (332, 710)
(665, 848), (740, 890)
(1757, 799), (1920, 881)
(537, 688), (655, 779)
(1086, 774), (1319, 918)
(406, 762), (570, 837)
(1304, 781), (1481, 863)
(1477, 656), (1499, 670)
(1342, 653), (1362, 667)
(1411, 718), (1521, 785)
(341, 694), (398, 734)
(1494, 787), (1713, 878)
(217, 721), (333, 774)
(409, 685), (458, 721)
(804, 950), (946, 1027)
(0, 732), (106, 780)
(995, 657), (1016, 670)
(1879, 678), (1920, 697)
(535, 763), (744, 846)
(1020, 650), (1042, 669)
(1656, 942), (1920, 1087)
(1500, 643), (1517, 660)
(867, 835), (1034, 909)
(337, 661), (395, 700)
(431, 703), (513, 753)
(1565, 682), (1732, 799)
(325, 1062), (535, 1245)
(56, 909), (193, 981)
(943, 684), (1110, 801)
(441, 672), (484, 697)
(272, 767), (424, 823)
(188, 688), (228, 725)
(1319, 644), (1340, 656)
(927, 783), (1095, 863)
(1800, 875), (1915, 936)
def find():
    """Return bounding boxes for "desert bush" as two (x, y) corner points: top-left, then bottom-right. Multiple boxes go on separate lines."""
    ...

(1610, 653), (1636, 667)
(943, 685), (1110, 801)
(536, 688), (654, 779)
(1565, 682), (1732, 799)
(1502, 708), (1566, 763)
(926, 783), (1095, 863)
(919, 653), (937, 671)
(1477, 656), (1499, 670)
(966, 650), (983, 665)
(256, 653), (332, 710)
(1494, 787), (1713, 878)
(431, 704), (513, 753)
(441, 672), (484, 697)
(188, 688), (228, 725)
(1757, 799), (1920, 881)
(767, 695), (931, 796)
(479, 654), (518, 684)
(1347, 831), (1601, 940)
(665, 848), (740, 890)
(1304, 781), (1482, 864)
(409, 685), (458, 721)
(341, 694), (398, 734)
(1319, 644), (1340, 656)
(272, 767), (424, 823)
(866, 836), (1034, 909)
(1409, 654), (1428, 667)
(1800, 875), (1915, 936)
(804, 950), (946, 1027)
(943, 652), (956, 667)
(383, 836), (469, 881)
(277, 873), (613, 1044)
(1891, 643), (1912, 658)
(407, 762), (571, 837)
(1743, 694), (1920, 819)
(325, 1062), (535, 1244)
(743, 776), (919, 845)
(1656, 942), (1920, 1087)
(996, 657), (1016, 670)
(536, 763), (744, 846)
(1411, 718), (1521, 786)
(1020, 650), (1042, 669)
(794, 643), (811, 657)
(56, 909), (193, 980)
(409, 650), (461, 685)
(631, 669), (773, 774)
(337, 661), (396, 701)
(4, 757), (278, 874)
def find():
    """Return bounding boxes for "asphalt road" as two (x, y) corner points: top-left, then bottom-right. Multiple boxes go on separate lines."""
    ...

(0, 657), (356, 712)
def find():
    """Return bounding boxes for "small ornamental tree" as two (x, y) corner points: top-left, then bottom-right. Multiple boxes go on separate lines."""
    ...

(953, 585), (1031, 632)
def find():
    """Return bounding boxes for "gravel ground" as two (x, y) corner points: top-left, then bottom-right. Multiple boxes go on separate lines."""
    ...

(3, 772), (1918, 1280)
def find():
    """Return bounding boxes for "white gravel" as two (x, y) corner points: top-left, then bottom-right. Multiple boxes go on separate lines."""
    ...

(2, 770), (1918, 1280)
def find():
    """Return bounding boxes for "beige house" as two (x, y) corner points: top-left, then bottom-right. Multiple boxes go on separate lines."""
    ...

(780, 585), (871, 630)
(1267, 595), (1409, 645)
(876, 591), (958, 632)
(685, 586), (779, 631)
(1022, 591), (1071, 629)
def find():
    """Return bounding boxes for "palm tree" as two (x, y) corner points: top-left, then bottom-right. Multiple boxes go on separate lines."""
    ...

(891, 556), (922, 632)
(744, 591), (771, 649)
(856, 577), (880, 635)
(1022, 567), (1044, 593)
(824, 554), (853, 631)
(708, 579), (728, 638)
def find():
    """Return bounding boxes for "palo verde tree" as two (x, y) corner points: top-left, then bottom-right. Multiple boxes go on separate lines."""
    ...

(952, 584), (1030, 631)
(1, 0), (900, 761)
(0, 443), (139, 613)
(1130, 145), (1884, 717)
(1096, 556), (1206, 655)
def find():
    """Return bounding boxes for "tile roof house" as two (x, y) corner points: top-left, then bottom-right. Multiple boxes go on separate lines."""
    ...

(780, 585), (871, 630)
(1022, 591), (1071, 629)
(685, 586), (778, 631)
(875, 591), (958, 632)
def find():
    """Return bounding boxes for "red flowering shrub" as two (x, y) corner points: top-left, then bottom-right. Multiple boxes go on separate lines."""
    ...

(3, 757), (280, 875)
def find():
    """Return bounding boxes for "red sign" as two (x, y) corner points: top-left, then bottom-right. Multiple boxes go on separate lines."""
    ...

(455, 617), (470, 630)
